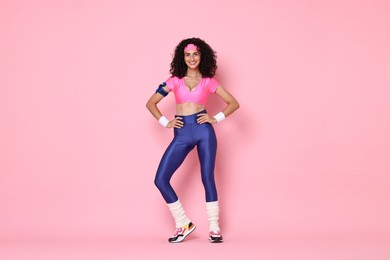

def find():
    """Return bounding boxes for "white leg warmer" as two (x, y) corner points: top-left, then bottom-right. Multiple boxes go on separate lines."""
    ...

(206, 201), (220, 232)
(167, 200), (191, 228)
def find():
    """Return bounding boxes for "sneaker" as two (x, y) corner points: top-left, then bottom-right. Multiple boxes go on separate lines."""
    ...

(208, 231), (223, 243)
(168, 222), (196, 243)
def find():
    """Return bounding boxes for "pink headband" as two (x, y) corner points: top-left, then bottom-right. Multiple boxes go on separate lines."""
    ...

(184, 43), (198, 52)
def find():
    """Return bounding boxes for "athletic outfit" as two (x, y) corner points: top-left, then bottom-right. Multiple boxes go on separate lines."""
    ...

(154, 76), (223, 243)
(164, 76), (219, 105)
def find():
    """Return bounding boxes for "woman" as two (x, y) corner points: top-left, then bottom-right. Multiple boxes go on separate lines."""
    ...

(146, 37), (239, 243)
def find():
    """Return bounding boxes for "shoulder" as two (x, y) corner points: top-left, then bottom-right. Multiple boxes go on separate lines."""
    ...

(165, 76), (182, 90)
(203, 77), (219, 83)
(203, 77), (220, 92)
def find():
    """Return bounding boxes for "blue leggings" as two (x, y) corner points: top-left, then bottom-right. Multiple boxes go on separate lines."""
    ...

(154, 110), (218, 203)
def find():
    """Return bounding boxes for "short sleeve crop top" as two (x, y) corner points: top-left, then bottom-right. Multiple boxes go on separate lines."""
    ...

(165, 76), (220, 105)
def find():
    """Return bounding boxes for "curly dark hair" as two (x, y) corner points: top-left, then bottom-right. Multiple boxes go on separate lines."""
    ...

(170, 37), (217, 78)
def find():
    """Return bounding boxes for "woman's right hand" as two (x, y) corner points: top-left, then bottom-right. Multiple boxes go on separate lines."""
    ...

(167, 117), (184, 128)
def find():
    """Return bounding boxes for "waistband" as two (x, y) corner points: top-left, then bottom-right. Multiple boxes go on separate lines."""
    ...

(175, 110), (207, 124)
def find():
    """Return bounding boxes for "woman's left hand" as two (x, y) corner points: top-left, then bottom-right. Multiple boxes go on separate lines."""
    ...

(197, 113), (217, 124)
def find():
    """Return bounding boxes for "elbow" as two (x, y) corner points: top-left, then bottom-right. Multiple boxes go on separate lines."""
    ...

(146, 100), (154, 112)
(233, 100), (240, 112)
(226, 100), (239, 115)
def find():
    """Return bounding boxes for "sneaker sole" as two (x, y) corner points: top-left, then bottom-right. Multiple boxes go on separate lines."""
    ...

(169, 225), (196, 243)
(209, 237), (223, 243)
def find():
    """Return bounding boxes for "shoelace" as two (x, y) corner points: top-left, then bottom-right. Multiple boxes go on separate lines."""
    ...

(174, 227), (183, 236)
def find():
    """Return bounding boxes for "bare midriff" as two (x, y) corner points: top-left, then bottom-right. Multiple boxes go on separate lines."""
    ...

(176, 102), (205, 116)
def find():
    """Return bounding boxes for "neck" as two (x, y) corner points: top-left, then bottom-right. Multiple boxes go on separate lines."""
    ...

(186, 68), (201, 78)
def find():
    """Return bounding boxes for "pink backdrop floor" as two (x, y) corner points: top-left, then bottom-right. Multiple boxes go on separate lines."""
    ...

(1, 234), (390, 260)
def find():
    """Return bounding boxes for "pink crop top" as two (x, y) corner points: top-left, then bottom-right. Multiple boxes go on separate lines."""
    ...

(165, 76), (220, 105)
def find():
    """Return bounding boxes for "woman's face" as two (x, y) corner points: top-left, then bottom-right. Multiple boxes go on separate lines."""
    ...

(184, 50), (201, 70)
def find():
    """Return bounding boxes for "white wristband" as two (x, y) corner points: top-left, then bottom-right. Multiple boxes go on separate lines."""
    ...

(213, 112), (225, 123)
(158, 116), (169, 127)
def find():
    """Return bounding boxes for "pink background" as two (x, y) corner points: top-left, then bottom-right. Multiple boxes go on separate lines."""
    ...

(1, 0), (390, 259)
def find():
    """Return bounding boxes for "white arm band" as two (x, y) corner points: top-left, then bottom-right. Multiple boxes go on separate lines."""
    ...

(158, 116), (169, 127)
(213, 112), (225, 123)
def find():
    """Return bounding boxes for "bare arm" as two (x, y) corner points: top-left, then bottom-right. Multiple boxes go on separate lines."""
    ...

(146, 86), (184, 128)
(215, 86), (240, 117)
(146, 91), (166, 120)
(197, 86), (240, 124)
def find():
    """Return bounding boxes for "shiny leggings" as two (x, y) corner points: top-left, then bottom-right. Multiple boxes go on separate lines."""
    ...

(154, 110), (218, 203)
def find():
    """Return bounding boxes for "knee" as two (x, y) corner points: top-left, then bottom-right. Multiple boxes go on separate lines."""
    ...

(154, 176), (168, 190)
